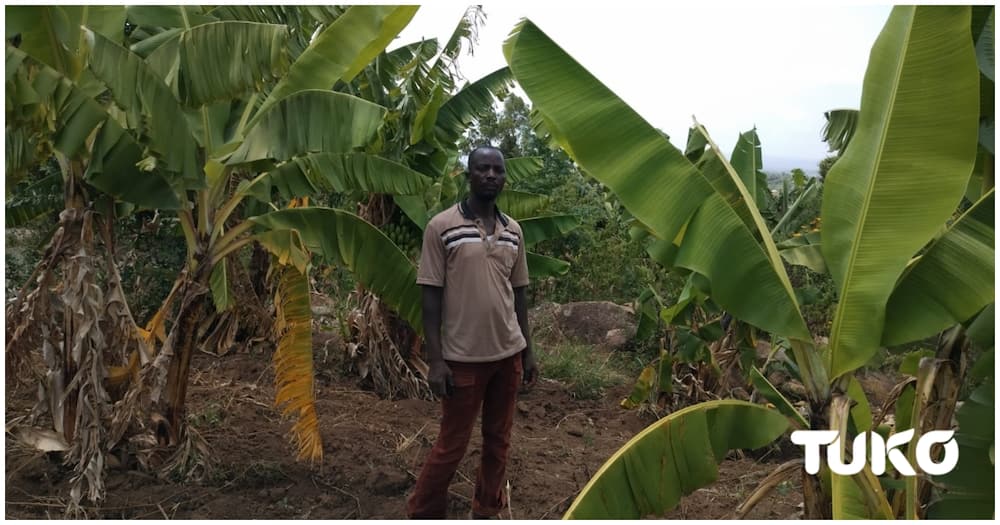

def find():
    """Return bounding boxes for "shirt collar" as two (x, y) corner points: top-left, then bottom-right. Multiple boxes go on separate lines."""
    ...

(459, 199), (509, 227)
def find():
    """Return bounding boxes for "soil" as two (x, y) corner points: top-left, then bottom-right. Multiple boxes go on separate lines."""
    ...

(6, 342), (896, 520)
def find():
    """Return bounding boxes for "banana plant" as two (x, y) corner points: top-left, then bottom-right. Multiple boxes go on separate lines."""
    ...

(6, 4), (433, 503)
(505, 5), (992, 519)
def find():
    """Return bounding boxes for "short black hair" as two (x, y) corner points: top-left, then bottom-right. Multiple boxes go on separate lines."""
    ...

(467, 144), (502, 166)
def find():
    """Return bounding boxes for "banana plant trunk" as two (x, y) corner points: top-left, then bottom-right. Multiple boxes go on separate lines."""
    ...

(157, 256), (213, 445)
(58, 162), (90, 444)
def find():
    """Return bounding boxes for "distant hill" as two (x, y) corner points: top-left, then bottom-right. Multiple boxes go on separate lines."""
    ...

(762, 155), (821, 177)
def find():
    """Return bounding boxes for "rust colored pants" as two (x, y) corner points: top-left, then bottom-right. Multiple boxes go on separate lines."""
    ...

(407, 352), (522, 519)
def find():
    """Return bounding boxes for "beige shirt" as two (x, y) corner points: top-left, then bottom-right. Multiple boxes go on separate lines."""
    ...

(417, 202), (529, 362)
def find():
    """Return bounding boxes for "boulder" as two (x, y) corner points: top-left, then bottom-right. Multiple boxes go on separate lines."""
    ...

(531, 301), (637, 350)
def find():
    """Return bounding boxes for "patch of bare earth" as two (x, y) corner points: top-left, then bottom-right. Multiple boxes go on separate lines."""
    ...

(8, 341), (813, 520)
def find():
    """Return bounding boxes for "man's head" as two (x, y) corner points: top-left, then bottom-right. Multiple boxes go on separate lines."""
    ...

(466, 145), (506, 200)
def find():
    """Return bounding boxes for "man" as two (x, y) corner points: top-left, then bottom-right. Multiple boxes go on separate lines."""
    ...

(407, 145), (538, 519)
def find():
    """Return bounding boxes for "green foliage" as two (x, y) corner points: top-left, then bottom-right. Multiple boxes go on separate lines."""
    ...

(115, 211), (188, 322)
(535, 343), (632, 400)
(818, 155), (839, 179)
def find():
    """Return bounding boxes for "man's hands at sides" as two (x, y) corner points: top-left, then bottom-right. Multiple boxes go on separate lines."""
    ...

(428, 360), (454, 398)
(521, 348), (538, 391)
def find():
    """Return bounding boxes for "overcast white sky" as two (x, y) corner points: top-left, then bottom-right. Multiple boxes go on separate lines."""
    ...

(393, 3), (894, 173)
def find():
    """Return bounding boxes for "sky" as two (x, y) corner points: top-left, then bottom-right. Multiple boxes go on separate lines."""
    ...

(393, 3), (895, 174)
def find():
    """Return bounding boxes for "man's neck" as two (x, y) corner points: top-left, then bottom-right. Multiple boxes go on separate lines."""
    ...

(465, 195), (496, 221)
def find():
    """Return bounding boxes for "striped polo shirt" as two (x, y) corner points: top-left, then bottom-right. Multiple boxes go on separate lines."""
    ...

(416, 201), (529, 363)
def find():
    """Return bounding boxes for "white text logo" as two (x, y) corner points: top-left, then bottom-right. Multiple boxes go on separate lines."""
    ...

(791, 429), (958, 476)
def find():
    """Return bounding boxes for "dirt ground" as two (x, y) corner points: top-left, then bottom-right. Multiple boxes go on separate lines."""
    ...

(6, 344), (823, 520)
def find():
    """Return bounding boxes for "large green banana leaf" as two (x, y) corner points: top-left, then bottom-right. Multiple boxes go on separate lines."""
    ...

(251, 207), (421, 331)
(503, 156), (543, 185)
(432, 66), (514, 147)
(85, 116), (182, 209)
(563, 400), (788, 519)
(125, 6), (215, 32)
(496, 189), (549, 219)
(882, 190), (994, 346)
(255, 5), (417, 121)
(973, 7), (994, 153)
(822, 6), (979, 379)
(518, 215), (580, 246)
(926, 379), (994, 519)
(504, 19), (809, 340)
(6, 6), (126, 78)
(87, 31), (200, 188)
(144, 21), (289, 108)
(686, 126), (757, 232)
(246, 153), (432, 201)
(5, 46), (180, 209)
(226, 90), (386, 165)
(526, 252), (570, 278)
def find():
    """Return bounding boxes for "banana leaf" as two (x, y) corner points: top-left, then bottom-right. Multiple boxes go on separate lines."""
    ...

(273, 266), (323, 461)
(822, 6), (979, 379)
(777, 232), (827, 274)
(496, 189), (549, 219)
(926, 379), (994, 519)
(251, 207), (421, 331)
(432, 66), (514, 147)
(87, 30), (200, 188)
(503, 156), (543, 184)
(256, 5), (418, 121)
(564, 400), (788, 519)
(144, 21), (289, 108)
(247, 153), (432, 201)
(882, 190), (994, 346)
(518, 215), (580, 246)
(504, 19), (809, 341)
(227, 90), (386, 165)
(526, 251), (570, 278)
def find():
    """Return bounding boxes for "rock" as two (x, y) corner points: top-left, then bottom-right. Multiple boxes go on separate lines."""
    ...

(517, 401), (531, 415)
(604, 328), (631, 351)
(530, 405), (546, 419)
(780, 380), (808, 399)
(532, 301), (637, 349)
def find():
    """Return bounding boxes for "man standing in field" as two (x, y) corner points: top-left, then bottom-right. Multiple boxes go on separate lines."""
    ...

(407, 145), (538, 519)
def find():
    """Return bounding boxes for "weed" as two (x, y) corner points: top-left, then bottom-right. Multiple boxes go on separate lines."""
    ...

(536, 343), (630, 400)
(189, 403), (224, 429)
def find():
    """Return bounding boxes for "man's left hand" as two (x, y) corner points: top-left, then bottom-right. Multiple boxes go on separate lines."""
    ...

(521, 349), (538, 390)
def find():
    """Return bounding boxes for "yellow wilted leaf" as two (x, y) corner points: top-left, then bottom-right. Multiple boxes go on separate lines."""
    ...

(273, 265), (322, 461)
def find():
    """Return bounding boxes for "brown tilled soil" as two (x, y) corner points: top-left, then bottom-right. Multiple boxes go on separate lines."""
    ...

(6, 341), (873, 520)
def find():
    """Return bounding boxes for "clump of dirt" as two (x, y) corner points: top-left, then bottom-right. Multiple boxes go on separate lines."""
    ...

(6, 338), (804, 520)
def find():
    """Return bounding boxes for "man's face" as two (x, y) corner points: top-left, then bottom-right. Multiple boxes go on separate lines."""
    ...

(467, 148), (506, 200)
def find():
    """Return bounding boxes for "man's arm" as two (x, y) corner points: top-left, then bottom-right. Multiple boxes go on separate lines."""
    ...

(513, 285), (537, 387)
(422, 285), (452, 397)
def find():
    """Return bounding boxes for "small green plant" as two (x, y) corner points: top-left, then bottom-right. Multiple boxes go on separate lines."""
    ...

(188, 403), (224, 429)
(536, 344), (629, 400)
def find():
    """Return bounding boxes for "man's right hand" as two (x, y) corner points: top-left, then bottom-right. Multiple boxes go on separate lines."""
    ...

(428, 360), (454, 398)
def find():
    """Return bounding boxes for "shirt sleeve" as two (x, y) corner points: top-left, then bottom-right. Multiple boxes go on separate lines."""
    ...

(510, 225), (530, 288)
(416, 220), (446, 287)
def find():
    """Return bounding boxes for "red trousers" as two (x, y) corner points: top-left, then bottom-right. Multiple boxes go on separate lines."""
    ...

(407, 353), (522, 519)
